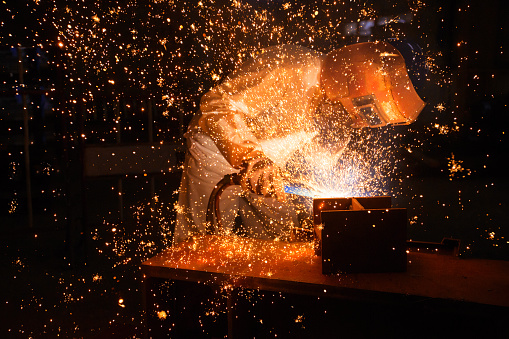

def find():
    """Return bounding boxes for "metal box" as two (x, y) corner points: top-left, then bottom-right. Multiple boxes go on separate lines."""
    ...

(313, 197), (407, 274)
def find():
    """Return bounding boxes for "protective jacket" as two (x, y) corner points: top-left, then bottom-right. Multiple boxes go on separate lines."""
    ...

(174, 45), (326, 244)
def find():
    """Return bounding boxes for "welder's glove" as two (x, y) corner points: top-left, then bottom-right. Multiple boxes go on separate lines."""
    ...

(240, 155), (286, 202)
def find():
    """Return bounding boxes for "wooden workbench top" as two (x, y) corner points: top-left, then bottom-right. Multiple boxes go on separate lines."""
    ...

(142, 235), (509, 308)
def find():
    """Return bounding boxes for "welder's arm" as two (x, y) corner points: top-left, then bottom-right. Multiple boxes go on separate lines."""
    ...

(239, 156), (286, 202)
(198, 110), (262, 169)
(198, 95), (286, 201)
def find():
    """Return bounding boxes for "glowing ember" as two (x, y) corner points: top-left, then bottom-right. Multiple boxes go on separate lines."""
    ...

(157, 310), (168, 320)
(447, 153), (471, 180)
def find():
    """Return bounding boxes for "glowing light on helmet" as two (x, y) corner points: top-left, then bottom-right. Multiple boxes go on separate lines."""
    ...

(321, 41), (426, 128)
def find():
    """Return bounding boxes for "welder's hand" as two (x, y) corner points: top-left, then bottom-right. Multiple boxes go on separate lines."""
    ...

(240, 156), (286, 202)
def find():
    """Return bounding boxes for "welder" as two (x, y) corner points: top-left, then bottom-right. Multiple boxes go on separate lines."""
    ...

(173, 41), (425, 245)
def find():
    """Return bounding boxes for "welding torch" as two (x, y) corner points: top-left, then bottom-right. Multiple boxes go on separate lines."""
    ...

(205, 173), (314, 234)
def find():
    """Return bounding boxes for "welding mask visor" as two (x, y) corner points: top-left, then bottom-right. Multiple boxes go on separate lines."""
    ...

(321, 41), (425, 128)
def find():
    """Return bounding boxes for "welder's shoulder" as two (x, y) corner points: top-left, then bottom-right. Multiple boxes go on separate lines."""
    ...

(253, 44), (324, 70)
(199, 45), (323, 111)
(219, 45), (323, 92)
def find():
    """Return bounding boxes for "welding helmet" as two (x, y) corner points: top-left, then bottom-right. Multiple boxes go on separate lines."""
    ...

(321, 41), (426, 128)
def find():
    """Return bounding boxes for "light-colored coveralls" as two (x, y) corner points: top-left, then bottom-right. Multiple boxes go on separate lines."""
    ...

(173, 45), (326, 244)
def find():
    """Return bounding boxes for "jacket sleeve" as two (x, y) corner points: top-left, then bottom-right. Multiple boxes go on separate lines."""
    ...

(195, 45), (323, 169)
(196, 68), (284, 169)
(197, 88), (265, 169)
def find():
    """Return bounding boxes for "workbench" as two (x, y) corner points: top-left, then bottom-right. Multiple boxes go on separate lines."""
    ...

(141, 235), (509, 338)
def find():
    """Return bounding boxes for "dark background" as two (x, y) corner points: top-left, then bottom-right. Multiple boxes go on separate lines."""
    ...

(0, 0), (508, 337)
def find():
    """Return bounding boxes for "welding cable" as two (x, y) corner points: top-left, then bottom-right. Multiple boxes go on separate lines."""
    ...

(205, 172), (287, 238)
(205, 173), (241, 234)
